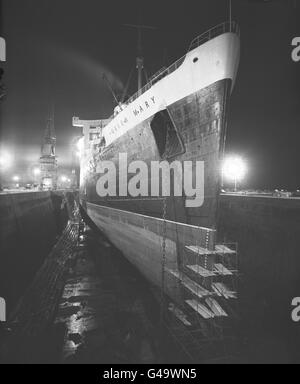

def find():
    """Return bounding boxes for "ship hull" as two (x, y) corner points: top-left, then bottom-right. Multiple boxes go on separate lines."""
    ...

(83, 79), (231, 224)
(81, 78), (231, 303)
(86, 202), (216, 305)
(77, 25), (241, 306)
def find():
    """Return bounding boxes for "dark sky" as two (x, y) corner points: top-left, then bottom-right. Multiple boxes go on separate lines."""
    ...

(0, 0), (299, 189)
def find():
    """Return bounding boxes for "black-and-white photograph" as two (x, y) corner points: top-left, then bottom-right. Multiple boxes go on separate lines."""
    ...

(0, 0), (299, 367)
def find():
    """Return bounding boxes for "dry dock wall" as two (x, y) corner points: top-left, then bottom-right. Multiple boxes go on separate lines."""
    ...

(218, 195), (300, 361)
(0, 192), (69, 315)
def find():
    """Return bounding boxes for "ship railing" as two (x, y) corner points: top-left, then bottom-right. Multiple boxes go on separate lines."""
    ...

(111, 21), (239, 117)
(188, 21), (240, 52)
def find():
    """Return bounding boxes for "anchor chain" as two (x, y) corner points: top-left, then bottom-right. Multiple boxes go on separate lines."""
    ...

(160, 196), (168, 324)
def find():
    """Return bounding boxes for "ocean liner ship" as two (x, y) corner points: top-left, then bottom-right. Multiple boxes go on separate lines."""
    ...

(74, 21), (240, 324)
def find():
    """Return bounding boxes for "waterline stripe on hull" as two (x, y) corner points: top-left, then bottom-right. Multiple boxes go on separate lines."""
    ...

(84, 202), (217, 304)
(86, 202), (215, 235)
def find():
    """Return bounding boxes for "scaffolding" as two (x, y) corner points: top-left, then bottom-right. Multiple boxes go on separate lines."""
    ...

(161, 236), (239, 363)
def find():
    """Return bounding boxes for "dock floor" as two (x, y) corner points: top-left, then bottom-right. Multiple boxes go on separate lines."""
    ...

(0, 219), (170, 364)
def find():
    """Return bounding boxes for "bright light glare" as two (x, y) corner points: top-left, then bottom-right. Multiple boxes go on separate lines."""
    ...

(33, 168), (41, 176)
(44, 179), (52, 187)
(222, 156), (247, 182)
(0, 151), (12, 169)
(61, 176), (68, 183)
(76, 137), (84, 158)
(13, 176), (20, 182)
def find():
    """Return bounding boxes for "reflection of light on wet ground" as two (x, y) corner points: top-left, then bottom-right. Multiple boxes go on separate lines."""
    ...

(53, 229), (159, 364)
(56, 277), (105, 359)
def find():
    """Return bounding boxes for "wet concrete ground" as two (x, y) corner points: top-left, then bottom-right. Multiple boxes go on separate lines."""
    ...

(0, 219), (184, 364)
(56, 227), (165, 364)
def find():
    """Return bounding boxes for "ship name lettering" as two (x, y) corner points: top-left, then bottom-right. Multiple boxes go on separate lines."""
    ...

(110, 117), (129, 136)
(133, 97), (156, 117)
(108, 96), (157, 137)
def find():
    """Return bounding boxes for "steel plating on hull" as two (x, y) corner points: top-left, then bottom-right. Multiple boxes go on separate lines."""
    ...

(75, 22), (241, 327)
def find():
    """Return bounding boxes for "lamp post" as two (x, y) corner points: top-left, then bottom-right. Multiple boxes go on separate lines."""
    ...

(12, 175), (20, 189)
(222, 156), (247, 192)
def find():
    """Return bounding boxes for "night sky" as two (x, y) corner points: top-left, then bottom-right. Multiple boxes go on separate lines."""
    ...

(0, 0), (299, 189)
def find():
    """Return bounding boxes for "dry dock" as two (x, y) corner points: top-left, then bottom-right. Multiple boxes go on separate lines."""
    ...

(0, 191), (300, 363)
(0, 193), (178, 364)
(0, 191), (69, 313)
(219, 194), (300, 363)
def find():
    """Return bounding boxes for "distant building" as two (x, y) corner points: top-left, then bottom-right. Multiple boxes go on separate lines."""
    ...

(40, 112), (57, 189)
(72, 117), (110, 188)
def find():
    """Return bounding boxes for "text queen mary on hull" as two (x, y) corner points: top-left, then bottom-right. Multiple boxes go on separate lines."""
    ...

(74, 21), (240, 308)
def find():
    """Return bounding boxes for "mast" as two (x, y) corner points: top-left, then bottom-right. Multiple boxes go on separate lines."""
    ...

(124, 22), (156, 94)
(137, 24), (144, 93)
(102, 73), (120, 106)
(229, 0), (232, 31)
